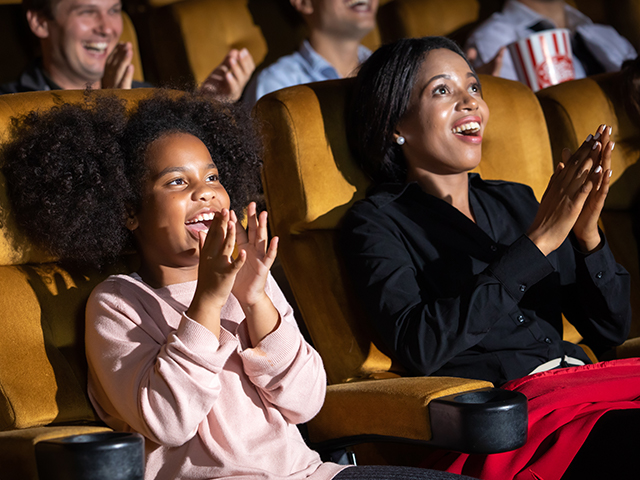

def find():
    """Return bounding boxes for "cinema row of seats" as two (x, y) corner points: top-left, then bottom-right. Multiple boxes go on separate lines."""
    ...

(1, 63), (640, 476)
(3, 0), (640, 90)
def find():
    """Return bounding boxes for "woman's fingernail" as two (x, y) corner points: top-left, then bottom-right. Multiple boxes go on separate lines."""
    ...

(594, 131), (601, 140)
(609, 126), (612, 135)
(611, 142), (616, 151)
(586, 134), (593, 142)
(609, 170), (613, 177)
(592, 141), (599, 150)
(595, 165), (603, 174)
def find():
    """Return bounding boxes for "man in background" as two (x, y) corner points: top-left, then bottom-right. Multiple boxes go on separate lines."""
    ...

(1, 0), (254, 101)
(244, 0), (377, 106)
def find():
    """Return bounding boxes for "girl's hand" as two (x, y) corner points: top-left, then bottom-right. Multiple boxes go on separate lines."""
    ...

(231, 203), (280, 347)
(527, 128), (602, 256)
(187, 209), (246, 336)
(231, 203), (279, 307)
(572, 124), (614, 252)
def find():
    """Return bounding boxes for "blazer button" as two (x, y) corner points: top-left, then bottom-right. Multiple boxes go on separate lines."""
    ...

(517, 315), (525, 323)
(490, 245), (498, 252)
(595, 271), (603, 279)
(519, 284), (526, 292)
(545, 337), (552, 344)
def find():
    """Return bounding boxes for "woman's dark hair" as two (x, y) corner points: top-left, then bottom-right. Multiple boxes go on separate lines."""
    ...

(348, 36), (473, 184)
(1, 91), (263, 268)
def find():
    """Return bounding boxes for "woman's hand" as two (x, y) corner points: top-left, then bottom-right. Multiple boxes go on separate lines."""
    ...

(187, 209), (246, 337)
(572, 125), (614, 252)
(231, 203), (280, 346)
(527, 126), (606, 256)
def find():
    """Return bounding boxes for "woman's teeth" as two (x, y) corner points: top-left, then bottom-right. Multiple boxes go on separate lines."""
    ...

(185, 212), (215, 224)
(452, 122), (481, 135)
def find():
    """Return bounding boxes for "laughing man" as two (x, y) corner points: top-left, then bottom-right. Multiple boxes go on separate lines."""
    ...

(1, 0), (254, 101)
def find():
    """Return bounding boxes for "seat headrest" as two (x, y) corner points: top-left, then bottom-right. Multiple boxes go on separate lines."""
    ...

(0, 89), (156, 266)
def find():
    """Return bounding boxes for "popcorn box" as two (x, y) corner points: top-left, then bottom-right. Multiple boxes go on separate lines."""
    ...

(508, 28), (575, 92)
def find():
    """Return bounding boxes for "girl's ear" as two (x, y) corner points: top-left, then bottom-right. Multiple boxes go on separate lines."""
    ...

(126, 213), (139, 231)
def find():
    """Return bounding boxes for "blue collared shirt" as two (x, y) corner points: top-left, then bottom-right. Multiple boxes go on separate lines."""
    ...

(244, 40), (371, 107)
(465, 0), (636, 83)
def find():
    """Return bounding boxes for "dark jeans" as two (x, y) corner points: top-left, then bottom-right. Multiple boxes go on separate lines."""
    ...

(333, 466), (477, 480)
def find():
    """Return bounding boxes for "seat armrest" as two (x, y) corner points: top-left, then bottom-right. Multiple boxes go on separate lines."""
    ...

(307, 376), (527, 454)
(0, 425), (112, 480)
(616, 337), (640, 359)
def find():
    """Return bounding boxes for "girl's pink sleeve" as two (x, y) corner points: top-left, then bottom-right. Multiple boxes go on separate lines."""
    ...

(85, 279), (237, 448)
(238, 275), (327, 424)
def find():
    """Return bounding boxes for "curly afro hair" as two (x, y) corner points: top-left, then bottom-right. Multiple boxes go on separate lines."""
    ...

(1, 91), (264, 269)
(2, 95), (130, 268)
(123, 91), (263, 224)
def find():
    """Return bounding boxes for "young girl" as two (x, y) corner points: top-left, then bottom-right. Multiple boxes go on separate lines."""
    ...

(2, 92), (474, 480)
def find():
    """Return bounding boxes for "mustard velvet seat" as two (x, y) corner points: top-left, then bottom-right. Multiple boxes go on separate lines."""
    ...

(537, 72), (640, 357)
(254, 74), (550, 452)
(141, 0), (267, 88)
(376, 0), (504, 46)
(0, 89), (153, 480)
(0, 1), (145, 86)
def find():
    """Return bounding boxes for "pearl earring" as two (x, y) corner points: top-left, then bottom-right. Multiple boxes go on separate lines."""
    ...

(396, 136), (405, 145)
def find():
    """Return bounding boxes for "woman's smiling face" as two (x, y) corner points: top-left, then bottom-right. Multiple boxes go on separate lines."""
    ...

(396, 48), (489, 180)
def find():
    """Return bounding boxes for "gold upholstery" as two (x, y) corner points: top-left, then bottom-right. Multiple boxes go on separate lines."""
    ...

(255, 74), (554, 445)
(537, 73), (640, 348)
(0, 5), (144, 85)
(377, 0), (505, 46)
(145, 0), (267, 87)
(0, 89), (152, 480)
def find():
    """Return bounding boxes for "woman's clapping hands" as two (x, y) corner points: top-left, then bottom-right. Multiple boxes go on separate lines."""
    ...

(528, 124), (613, 256)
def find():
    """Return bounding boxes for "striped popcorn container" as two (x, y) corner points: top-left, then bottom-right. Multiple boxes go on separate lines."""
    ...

(508, 28), (575, 92)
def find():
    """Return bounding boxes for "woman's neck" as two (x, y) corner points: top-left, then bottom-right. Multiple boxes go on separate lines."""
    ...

(408, 170), (475, 222)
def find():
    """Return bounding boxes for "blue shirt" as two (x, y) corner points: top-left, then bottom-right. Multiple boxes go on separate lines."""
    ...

(244, 40), (371, 107)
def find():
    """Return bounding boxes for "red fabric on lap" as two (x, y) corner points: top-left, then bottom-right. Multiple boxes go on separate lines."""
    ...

(424, 358), (640, 480)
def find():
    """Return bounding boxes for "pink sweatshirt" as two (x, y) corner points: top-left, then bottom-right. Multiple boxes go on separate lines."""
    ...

(85, 273), (345, 480)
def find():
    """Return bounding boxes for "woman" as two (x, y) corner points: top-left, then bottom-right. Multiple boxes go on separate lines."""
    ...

(341, 37), (640, 479)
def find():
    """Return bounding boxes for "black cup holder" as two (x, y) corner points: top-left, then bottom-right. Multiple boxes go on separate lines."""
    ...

(35, 431), (144, 480)
(428, 388), (528, 454)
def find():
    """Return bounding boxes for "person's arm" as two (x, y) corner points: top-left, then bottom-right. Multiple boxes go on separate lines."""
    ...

(199, 48), (255, 102)
(229, 203), (327, 423)
(86, 279), (238, 448)
(238, 274), (328, 424)
(560, 232), (631, 349)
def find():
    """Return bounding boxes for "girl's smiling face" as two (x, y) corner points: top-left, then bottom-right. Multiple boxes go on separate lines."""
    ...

(396, 48), (489, 180)
(128, 132), (230, 282)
